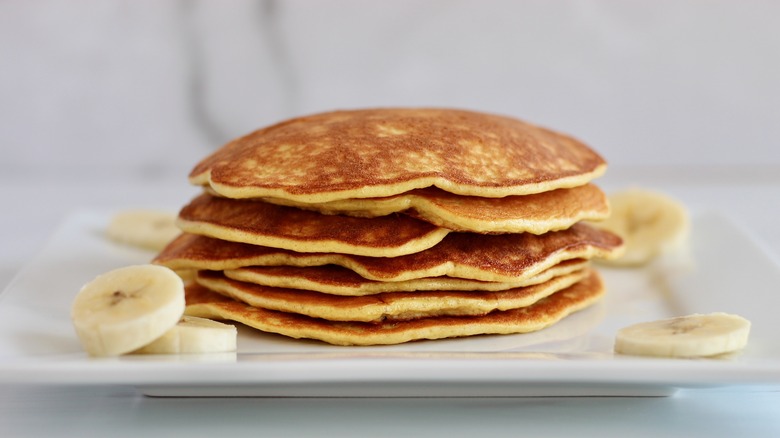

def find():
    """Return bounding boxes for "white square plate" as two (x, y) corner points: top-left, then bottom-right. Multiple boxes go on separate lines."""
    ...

(1, 211), (778, 397)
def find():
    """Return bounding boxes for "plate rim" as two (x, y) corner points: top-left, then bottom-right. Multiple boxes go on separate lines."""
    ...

(1, 210), (779, 396)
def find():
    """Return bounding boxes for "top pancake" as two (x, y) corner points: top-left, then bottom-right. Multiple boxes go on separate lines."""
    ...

(189, 108), (607, 203)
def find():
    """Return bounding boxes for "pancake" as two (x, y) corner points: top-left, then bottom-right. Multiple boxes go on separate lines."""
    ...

(184, 269), (605, 346)
(223, 259), (589, 295)
(177, 193), (450, 257)
(257, 183), (609, 234)
(189, 108), (606, 203)
(155, 223), (623, 283)
(196, 269), (588, 322)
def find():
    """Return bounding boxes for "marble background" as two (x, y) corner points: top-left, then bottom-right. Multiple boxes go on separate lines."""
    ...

(3, 0), (780, 175)
(1, 0), (780, 278)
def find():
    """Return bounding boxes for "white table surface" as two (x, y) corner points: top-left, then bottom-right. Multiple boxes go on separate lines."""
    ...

(2, 169), (779, 436)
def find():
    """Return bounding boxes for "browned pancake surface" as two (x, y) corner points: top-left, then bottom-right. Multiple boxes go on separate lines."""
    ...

(184, 270), (605, 346)
(156, 223), (623, 282)
(196, 269), (587, 322)
(189, 108), (607, 202)
(177, 193), (449, 257)
(261, 183), (609, 234)
(223, 259), (588, 295)
(404, 183), (609, 232)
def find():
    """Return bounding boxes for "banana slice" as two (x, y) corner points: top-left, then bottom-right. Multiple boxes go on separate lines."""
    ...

(614, 313), (751, 358)
(106, 210), (180, 251)
(71, 265), (186, 357)
(132, 315), (237, 354)
(591, 188), (689, 266)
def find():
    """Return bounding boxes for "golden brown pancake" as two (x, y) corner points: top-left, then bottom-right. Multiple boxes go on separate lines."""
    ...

(185, 269), (605, 346)
(155, 223), (623, 283)
(177, 193), (450, 257)
(258, 183), (609, 234)
(223, 259), (588, 295)
(196, 269), (588, 322)
(189, 108), (607, 202)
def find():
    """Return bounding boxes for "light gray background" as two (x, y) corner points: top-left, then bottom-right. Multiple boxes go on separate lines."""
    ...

(3, 0), (779, 178)
(2, 1), (780, 275)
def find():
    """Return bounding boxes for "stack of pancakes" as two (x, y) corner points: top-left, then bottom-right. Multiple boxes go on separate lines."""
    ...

(153, 108), (623, 346)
